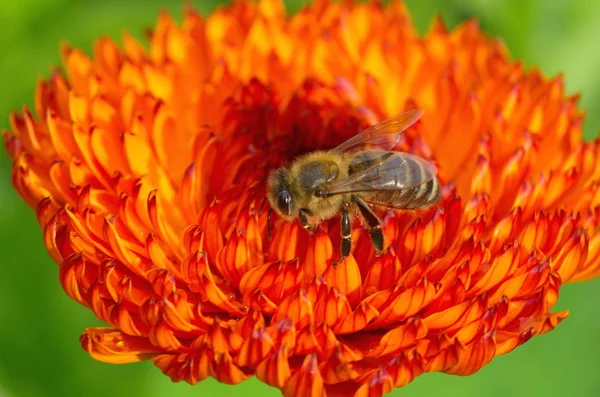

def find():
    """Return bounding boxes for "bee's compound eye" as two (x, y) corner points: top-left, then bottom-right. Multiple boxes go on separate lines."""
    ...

(277, 191), (292, 216)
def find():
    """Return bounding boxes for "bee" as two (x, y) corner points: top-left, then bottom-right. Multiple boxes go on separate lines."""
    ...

(266, 109), (440, 261)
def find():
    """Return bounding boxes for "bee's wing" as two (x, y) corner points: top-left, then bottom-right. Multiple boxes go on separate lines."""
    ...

(325, 150), (437, 195)
(333, 109), (424, 153)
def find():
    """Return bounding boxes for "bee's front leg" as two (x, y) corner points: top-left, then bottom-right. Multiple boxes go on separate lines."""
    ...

(298, 209), (316, 234)
(331, 205), (352, 268)
(340, 205), (352, 260)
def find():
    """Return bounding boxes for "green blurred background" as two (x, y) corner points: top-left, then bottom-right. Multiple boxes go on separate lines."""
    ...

(1, 0), (599, 396)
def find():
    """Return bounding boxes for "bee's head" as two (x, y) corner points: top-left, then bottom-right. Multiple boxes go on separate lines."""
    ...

(267, 167), (295, 218)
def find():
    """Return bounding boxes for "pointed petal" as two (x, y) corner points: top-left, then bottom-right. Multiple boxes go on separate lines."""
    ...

(80, 327), (162, 364)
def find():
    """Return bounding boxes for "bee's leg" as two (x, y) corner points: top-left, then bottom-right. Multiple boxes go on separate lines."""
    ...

(340, 205), (352, 259)
(351, 195), (384, 254)
(298, 209), (316, 234)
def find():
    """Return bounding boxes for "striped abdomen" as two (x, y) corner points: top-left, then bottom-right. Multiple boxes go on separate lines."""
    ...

(347, 150), (440, 209)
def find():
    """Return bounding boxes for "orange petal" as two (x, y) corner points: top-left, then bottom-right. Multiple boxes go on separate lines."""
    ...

(334, 301), (380, 334)
(354, 367), (394, 397)
(255, 345), (292, 389)
(444, 329), (496, 376)
(235, 327), (275, 367)
(80, 327), (162, 364)
(323, 255), (362, 307)
(282, 353), (326, 397)
(367, 317), (428, 357)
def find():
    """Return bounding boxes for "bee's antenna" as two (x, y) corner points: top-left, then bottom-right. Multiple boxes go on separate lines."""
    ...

(267, 206), (273, 241)
(259, 196), (268, 213)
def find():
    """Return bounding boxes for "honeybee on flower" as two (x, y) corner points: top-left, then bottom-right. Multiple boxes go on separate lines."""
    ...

(266, 109), (440, 262)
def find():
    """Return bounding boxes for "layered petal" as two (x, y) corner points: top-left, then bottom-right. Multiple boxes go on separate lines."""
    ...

(3, 1), (599, 396)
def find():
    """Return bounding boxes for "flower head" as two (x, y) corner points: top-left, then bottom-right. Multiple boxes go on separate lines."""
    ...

(3, 0), (600, 396)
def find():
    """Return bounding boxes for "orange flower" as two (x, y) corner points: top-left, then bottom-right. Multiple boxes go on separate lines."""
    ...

(3, 0), (600, 395)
